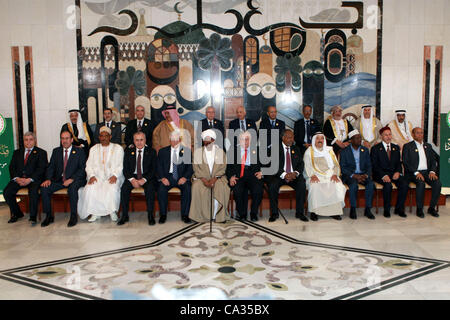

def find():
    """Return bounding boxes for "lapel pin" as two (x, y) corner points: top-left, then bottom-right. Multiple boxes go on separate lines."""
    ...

(214, 121), (217, 124)
(112, 125), (115, 128)
(393, 147), (396, 151)
(72, 151), (76, 154)
(247, 123), (250, 127)
(144, 123), (148, 126)
(131, 152), (135, 155)
(415, 149), (418, 152)
(276, 123), (279, 126)
(292, 150), (295, 154)
(33, 150), (37, 154)
(361, 149), (364, 152)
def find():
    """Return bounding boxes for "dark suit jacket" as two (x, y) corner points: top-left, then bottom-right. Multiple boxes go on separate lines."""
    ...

(9, 147), (48, 182)
(259, 118), (285, 148)
(123, 146), (156, 182)
(200, 118), (225, 136)
(46, 146), (86, 183)
(228, 118), (257, 132)
(156, 145), (193, 181)
(94, 121), (122, 145)
(339, 145), (372, 180)
(370, 142), (402, 181)
(294, 118), (321, 148)
(124, 118), (156, 148)
(272, 144), (304, 178)
(402, 140), (438, 176)
(226, 145), (262, 179)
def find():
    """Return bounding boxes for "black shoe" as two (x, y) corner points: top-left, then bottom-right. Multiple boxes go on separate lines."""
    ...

(416, 209), (425, 218)
(41, 215), (54, 227)
(67, 215), (77, 227)
(310, 212), (318, 221)
(383, 209), (391, 218)
(364, 208), (375, 220)
(7, 216), (19, 224)
(159, 215), (167, 224)
(394, 208), (407, 218)
(268, 215), (278, 222)
(250, 215), (258, 222)
(148, 217), (156, 225)
(349, 207), (357, 220)
(427, 207), (439, 218)
(182, 216), (192, 224)
(332, 215), (342, 221)
(296, 213), (309, 222)
(117, 215), (129, 226)
(29, 218), (37, 226)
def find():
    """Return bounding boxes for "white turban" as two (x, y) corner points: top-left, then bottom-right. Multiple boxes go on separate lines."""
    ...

(348, 129), (360, 139)
(201, 129), (216, 141)
(99, 126), (111, 135)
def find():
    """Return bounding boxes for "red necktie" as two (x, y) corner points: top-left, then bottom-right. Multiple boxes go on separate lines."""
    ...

(286, 147), (292, 174)
(63, 149), (68, 181)
(24, 149), (31, 165)
(240, 149), (247, 178)
(137, 150), (143, 179)
(387, 144), (391, 160)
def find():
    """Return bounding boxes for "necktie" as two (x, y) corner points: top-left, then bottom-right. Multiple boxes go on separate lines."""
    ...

(209, 121), (213, 128)
(107, 122), (110, 128)
(306, 120), (312, 144)
(172, 149), (179, 181)
(63, 149), (68, 182)
(240, 120), (245, 131)
(137, 150), (142, 179)
(24, 149), (31, 165)
(387, 144), (391, 160)
(73, 124), (79, 138)
(137, 121), (142, 132)
(285, 147), (292, 174)
(271, 120), (275, 128)
(240, 149), (248, 178)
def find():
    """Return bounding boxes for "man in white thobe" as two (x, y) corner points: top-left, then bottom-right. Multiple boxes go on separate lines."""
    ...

(387, 109), (413, 150)
(78, 126), (125, 222)
(354, 105), (382, 149)
(303, 133), (347, 221)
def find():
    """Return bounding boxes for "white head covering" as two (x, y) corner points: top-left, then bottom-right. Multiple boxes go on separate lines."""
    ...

(394, 109), (412, 140)
(361, 105), (374, 142)
(201, 129), (216, 141)
(348, 129), (360, 139)
(99, 126), (111, 135)
(311, 133), (334, 169)
(69, 110), (87, 141)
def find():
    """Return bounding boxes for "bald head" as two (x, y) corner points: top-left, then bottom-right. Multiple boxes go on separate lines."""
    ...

(412, 127), (424, 143)
(236, 106), (246, 120)
(206, 106), (215, 120)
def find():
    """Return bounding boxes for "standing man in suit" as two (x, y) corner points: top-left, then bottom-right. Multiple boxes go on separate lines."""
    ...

(266, 130), (307, 222)
(402, 127), (441, 218)
(199, 106), (225, 148)
(124, 105), (156, 149)
(61, 109), (94, 156)
(226, 131), (264, 222)
(259, 106), (285, 152)
(340, 130), (375, 220)
(370, 126), (408, 218)
(118, 131), (157, 226)
(228, 106), (257, 151)
(294, 105), (321, 155)
(94, 108), (122, 145)
(4, 132), (47, 225)
(157, 131), (193, 224)
(40, 131), (87, 227)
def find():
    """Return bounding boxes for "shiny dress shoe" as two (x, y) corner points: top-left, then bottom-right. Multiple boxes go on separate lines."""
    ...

(250, 215), (258, 222)
(296, 213), (309, 222)
(268, 215), (278, 222)
(349, 207), (357, 220)
(67, 215), (77, 227)
(159, 215), (167, 224)
(332, 215), (342, 221)
(416, 209), (425, 218)
(8, 216), (19, 223)
(383, 209), (391, 218)
(148, 217), (156, 225)
(182, 216), (192, 224)
(41, 215), (54, 227)
(427, 207), (439, 218)
(117, 216), (129, 226)
(364, 208), (375, 220)
(394, 208), (407, 218)
(310, 212), (318, 221)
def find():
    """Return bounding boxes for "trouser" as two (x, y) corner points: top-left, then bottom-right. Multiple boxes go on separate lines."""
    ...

(40, 180), (85, 217)
(344, 177), (374, 209)
(231, 172), (263, 219)
(407, 171), (442, 209)
(120, 179), (155, 219)
(157, 175), (191, 217)
(4, 180), (40, 219)
(267, 176), (306, 217)
(375, 175), (408, 211)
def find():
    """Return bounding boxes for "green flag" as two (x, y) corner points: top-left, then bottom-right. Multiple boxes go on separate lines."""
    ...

(0, 116), (14, 195)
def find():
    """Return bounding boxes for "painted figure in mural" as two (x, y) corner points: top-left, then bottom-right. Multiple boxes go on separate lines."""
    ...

(323, 105), (354, 156)
(77, 126), (125, 223)
(259, 106), (285, 152)
(124, 105), (156, 149)
(40, 131), (87, 228)
(61, 109), (94, 157)
(354, 105), (382, 149)
(266, 130), (307, 223)
(387, 110), (413, 150)
(152, 105), (194, 154)
(4, 132), (48, 225)
(245, 73), (277, 122)
(402, 127), (441, 219)
(118, 132), (157, 226)
(370, 126), (408, 218)
(303, 133), (346, 221)
(94, 108), (122, 145)
(226, 131), (263, 222)
(189, 129), (230, 223)
(198, 106), (225, 148)
(294, 104), (322, 156)
(156, 131), (193, 225)
(339, 130), (375, 220)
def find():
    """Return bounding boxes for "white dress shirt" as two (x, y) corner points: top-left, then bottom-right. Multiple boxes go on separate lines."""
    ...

(414, 140), (428, 174)
(169, 145), (180, 173)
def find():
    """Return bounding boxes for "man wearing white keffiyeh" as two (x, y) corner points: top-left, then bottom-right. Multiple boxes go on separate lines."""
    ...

(354, 105), (382, 149)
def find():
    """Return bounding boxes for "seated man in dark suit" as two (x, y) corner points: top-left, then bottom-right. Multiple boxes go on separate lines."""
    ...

(4, 132), (47, 225)
(40, 131), (87, 227)
(226, 131), (264, 222)
(157, 130), (193, 224)
(118, 131), (157, 226)
(339, 130), (375, 220)
(266, 130), (307, 222)
(370, 126), (408, 218)
(402, 127), (441, 218)
(94, 108), (122, 145)
(124, 105), (156, 149)
(198, 106), (225, 148)
(294, 104), (321, 155)
(259, 106), (285, 153)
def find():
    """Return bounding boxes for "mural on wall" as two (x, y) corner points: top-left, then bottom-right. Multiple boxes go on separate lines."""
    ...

(78, 0), (381, 129)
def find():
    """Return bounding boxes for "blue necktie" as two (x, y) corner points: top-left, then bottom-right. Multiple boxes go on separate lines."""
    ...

(172, 149), (178, 181)
(306, 120), (312, 144)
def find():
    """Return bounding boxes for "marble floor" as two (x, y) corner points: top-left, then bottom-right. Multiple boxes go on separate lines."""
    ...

(0, 201), (449, 300)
